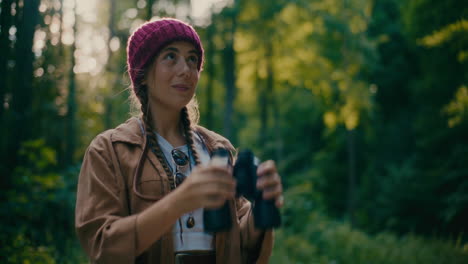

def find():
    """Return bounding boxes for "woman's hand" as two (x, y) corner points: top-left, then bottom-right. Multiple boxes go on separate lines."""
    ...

(176, 165), (236, 213)
(256, 160), (284, 208)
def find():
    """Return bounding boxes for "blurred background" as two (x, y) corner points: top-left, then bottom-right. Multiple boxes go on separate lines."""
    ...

(0, 0), (467, 263)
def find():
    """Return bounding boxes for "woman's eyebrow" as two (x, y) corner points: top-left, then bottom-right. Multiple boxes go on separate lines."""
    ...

(161, 46), (198, 55)
(161, 47), (179, 53)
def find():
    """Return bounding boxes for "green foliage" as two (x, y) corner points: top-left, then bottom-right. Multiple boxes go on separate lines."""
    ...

(2, 234), (56, 264)
(0, 139), (86, 263)
(443, 86), (468, 128)
(272, 184), (468, 264)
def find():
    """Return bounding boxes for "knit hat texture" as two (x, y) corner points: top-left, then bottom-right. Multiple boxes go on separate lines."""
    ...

(127, 18), (204, 94)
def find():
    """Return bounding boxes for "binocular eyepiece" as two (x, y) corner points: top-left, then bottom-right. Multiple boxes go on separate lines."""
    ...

(203, 149), (281, 232)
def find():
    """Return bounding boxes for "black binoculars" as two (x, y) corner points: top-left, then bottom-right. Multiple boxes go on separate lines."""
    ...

(203, 149), (281, 232)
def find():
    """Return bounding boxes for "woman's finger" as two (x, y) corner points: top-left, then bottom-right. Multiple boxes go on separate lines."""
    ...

(275, 195), (284, 208)
(256, 172), (281, 189)
(192, 166), (232, 179)
(190, 167), (236, 188)
(202, 193), (232, 209)
(202, 184), (235, 198)
(262, 184), (283, 200)
(256, 160), (277, 176)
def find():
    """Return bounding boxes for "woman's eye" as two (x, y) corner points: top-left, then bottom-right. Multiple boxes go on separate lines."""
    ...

(188, 55), (199, 65)
(164, 52), (176, 60)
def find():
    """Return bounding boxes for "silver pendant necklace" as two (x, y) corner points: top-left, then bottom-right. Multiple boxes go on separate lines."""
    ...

(184, 147), (195, 229)
(186, 215), (195, 228)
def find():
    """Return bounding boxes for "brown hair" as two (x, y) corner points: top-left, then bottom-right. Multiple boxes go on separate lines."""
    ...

(128, 64), (200, 125)
(132, 79), (201, 189)
(131, 83), (201, 241)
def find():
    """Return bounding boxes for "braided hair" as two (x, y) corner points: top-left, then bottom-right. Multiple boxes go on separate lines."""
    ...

(135, 84), (201, 190)
(134, 83), (202, 243)
(180, 107), (201, 166)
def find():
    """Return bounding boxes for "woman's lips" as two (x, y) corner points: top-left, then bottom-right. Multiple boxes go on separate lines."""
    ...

(172, 84), (190, 91)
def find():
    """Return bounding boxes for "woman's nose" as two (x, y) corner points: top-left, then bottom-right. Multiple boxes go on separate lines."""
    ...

(177, 58), (190, 77)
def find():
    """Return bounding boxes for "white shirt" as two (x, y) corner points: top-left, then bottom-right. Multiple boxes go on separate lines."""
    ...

(155, 131), (214, 252)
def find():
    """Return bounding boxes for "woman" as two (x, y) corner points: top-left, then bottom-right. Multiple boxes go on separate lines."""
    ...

(75, 18), (284, 264)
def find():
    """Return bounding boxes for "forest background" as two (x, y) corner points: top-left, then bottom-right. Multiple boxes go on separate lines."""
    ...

(0, 0), (467, 263)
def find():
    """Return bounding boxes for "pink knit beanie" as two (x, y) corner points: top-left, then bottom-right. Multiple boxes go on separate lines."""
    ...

(127, 18), (204, 94)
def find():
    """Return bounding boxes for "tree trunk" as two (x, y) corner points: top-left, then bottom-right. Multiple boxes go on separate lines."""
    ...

(58, 0), (65, 58)
(11, 0), (39, 127)
(346, 128), (357, 224)
(343, 0), (357, 223)
(223, 7), (237, 139)
(7, 0), (40, 178)
(65, 0), (77, 165)
(0, 0), (13, 190)
(103, 0), (117, 129)
(265, 41), (282, 162)
(0, 0), (13, 120)
(258, 60), (267, 146)
(147, 0), (155, 20)
(205, 23), (215, 129)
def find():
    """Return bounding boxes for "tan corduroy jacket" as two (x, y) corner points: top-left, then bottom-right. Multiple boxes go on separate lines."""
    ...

(75, 118), (274, 264)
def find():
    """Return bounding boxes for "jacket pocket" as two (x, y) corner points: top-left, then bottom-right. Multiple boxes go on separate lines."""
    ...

(133, 161), (168, 201)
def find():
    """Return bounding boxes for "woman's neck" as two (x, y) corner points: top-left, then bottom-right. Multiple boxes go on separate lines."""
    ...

(149, 106), (186, 147)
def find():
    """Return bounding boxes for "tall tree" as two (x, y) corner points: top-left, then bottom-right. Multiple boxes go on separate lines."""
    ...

(222, 4), (238, 139)
(362, 0), (418, 232)
(400, 0), (468, 235)
(147, 0), (155, 20)
(103, 0), (117, 129)
(65, 0), (77, 165)
(0, 0), (14, 190)
(204, 22), (215, 129)
(0, 0), (13, 120)
(7, 0), (40, 179)
(342, 0), (357, 223)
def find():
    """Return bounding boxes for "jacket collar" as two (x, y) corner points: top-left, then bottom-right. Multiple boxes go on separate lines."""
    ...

(110, 117), (235, 154)
(110, 117), (145, 146)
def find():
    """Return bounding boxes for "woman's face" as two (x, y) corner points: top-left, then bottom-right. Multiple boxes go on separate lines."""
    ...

(146, 41), (200, 112)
